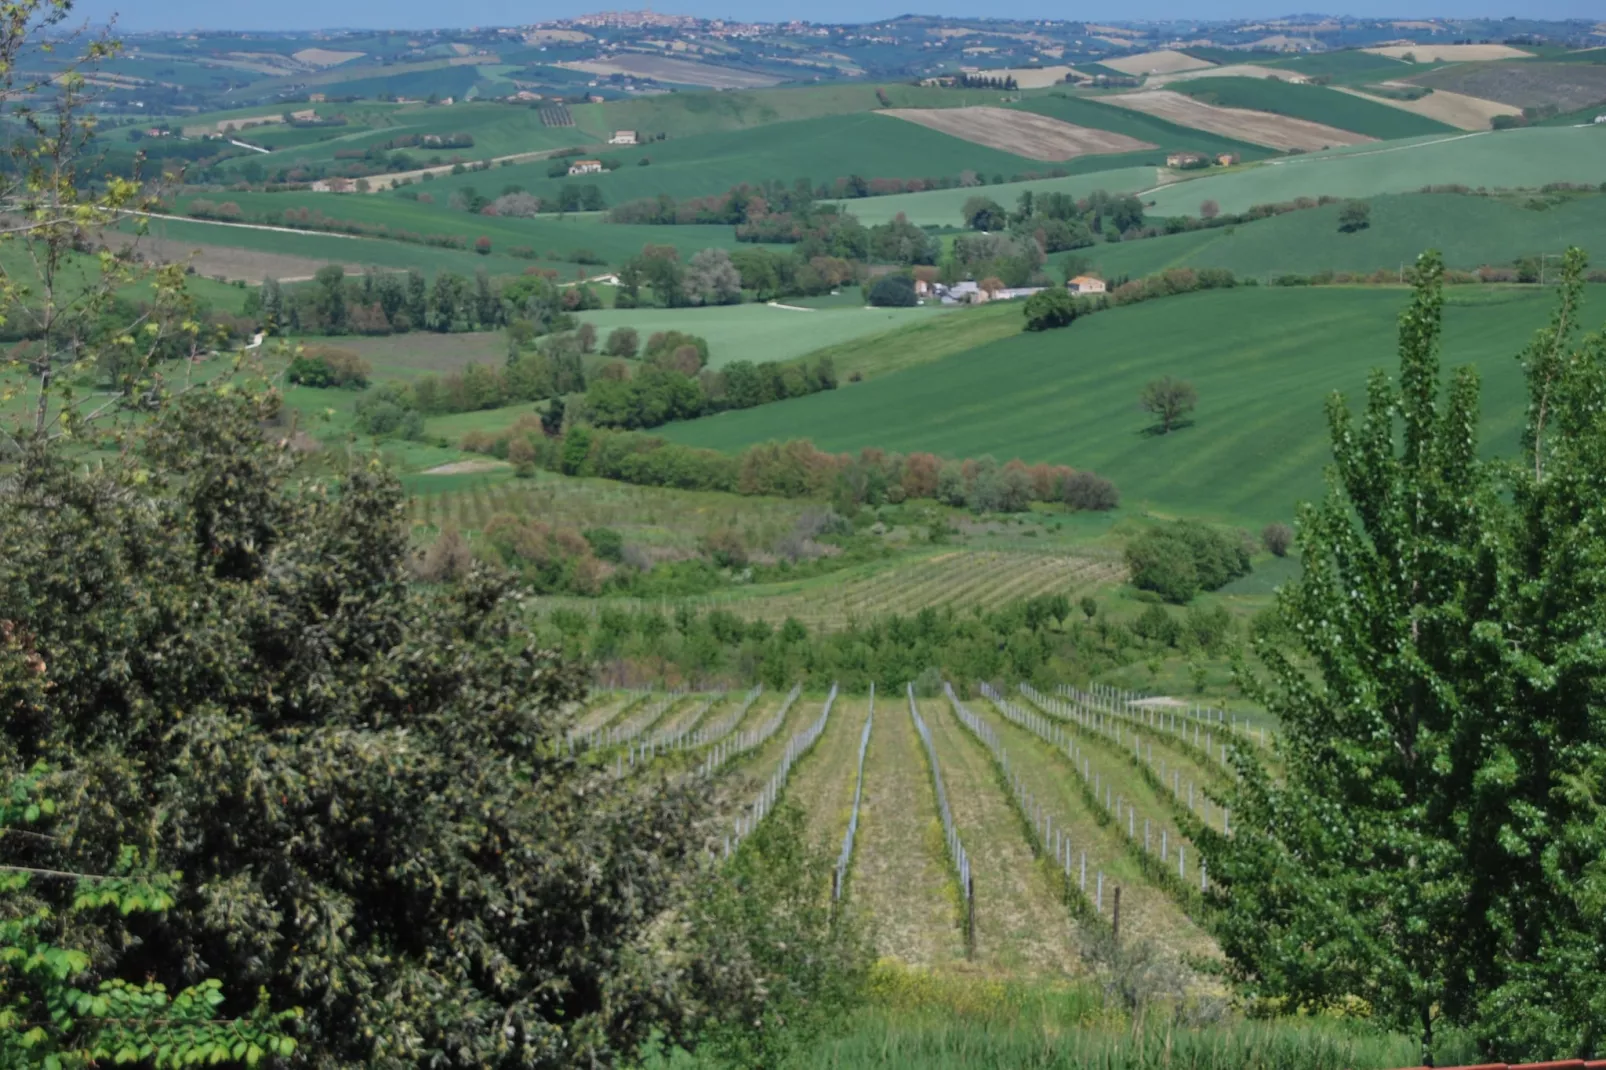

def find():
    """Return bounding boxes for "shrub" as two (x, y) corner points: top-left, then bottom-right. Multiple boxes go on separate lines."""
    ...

(1262, 522), (1294, 557)
(1023, 287), (1079, 331)
(286, 346), (370, 388)
(604, 326), (639, 358)
(1127, 521), (1250, 604)
(867, 275), (917, 308)
(1063, 470), (1119, 511)
(474, 236), (492, 255)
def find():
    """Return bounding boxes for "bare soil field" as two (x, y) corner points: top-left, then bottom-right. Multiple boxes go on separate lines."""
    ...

(1335, 85), (1519, 130)
(1099, 90), (1373, 150)
(292, 48), (365, 67)
(526, 29), (591, 43)
(1149, 64), (1311, 87)
(1410, 61), (1606, 112)
(112, 235), (346, 284)
(1364, 43), (1534, 62)
(555, 56), (781, 89)
(1101, 50), (1216, 77)
(880, 106), (1155, 161)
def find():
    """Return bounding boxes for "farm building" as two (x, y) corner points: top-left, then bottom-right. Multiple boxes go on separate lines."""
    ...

(608, 130), (638, 144)
(1216, 152), (1240, 166)
(1067, 276), (1107, 294)
(1166, 152), (1209, 169)
(568, 159), (604, 175)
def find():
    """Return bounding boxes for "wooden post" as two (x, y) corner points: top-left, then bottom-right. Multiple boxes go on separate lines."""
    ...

(965, 873), (976, 960)
(1112, 885), (1122, 944)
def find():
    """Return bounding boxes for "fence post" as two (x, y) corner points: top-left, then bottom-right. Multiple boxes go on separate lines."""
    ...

(965, 873), (976, 960)
(1112, 885), (1121, 944)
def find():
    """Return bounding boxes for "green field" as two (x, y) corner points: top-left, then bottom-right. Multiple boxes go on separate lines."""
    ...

(451, 113), (1070, 207)
(1079, 192), (1606, 277)
(169, 190), (764, 271)
(1171, 77), (1457, 139)
(834, 166), (1162, 226)
(567, 83), (985, 139)
(1142, 125), (1606, 215)
(576, 303), (955, 368)
(659, 284), (1583, 524)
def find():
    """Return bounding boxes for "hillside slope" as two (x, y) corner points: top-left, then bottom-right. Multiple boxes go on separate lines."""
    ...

(660, 285), (1578, 523)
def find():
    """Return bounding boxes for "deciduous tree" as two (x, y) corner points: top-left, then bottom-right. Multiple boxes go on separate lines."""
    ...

(1139, 375), (1198, 433)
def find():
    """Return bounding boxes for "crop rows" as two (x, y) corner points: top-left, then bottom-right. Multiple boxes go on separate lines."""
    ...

(833, 689), (874, 902)
(569, 688), (685, 752)
(981, 685), (1210, 920)
(725, 685), (838, 856)
(907, 685), (974, 954)
(685, 677), (1229, 973)
(700, 683), (803, 775)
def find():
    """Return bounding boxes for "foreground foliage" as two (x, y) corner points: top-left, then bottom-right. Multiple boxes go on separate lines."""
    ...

(1213, 249), (1606, 1062)
(1, 389), (712, 1066)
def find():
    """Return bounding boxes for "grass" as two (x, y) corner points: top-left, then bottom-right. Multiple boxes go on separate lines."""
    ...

(658, 284), (1583, 525)
(134, 214), (546, 279)
(976, 699), (1212, 959)
(1142, 125), (1606, 216)
(568, 83), (993, 140)
(168, 190), (759, 272)
(834, 166), (1161, 227)
(1079, 191), (1606, 277)
(782, 695), (871, 858)
(850, 699), (967, 967)
(784, 300), (1022, 382)
(575, 302), (954, 369)
(920, 694), (1079, 975)
(1170, 77), (1457, 139)
(464, 113), (1070, 208)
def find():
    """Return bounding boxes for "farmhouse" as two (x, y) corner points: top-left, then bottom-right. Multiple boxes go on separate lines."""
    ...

(1216, 152), (1240, 166)
(568, 159), (604, 175)
(1166, 151), (1209, 168)
(1067, 275), (1107, 294)
(608, 129), (638, 144)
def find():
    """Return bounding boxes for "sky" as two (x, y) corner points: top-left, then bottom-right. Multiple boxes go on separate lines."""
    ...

(60, 0), (1602, 32)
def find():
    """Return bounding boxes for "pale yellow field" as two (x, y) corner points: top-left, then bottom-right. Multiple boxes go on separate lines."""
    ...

(1364, 43), (1534, 62)
(1100, 90), (1372, 150)
(292, 48), (365, 67)
(1101, 49), (1216, 77)
(1335, 85), (1521, 131)
(1148, 64), (1311, 87)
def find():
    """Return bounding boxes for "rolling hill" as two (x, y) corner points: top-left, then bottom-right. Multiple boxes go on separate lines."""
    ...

(1081, 192), (1606, 278)
(1169, 77), (1457, 139)
(1141, 126), (1606, 215)
(658, 284), (1584, 523)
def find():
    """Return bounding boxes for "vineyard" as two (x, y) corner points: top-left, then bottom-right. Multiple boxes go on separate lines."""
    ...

(568, 678), (1268, 979)
(533, 548), (1127, 628)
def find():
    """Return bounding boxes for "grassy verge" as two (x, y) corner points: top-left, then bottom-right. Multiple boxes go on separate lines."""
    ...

(800, 300), (1021, 382)
(852, 703), (965, 968)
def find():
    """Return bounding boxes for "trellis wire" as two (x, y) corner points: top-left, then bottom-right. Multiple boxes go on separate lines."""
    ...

(566, 687), (651, 747)
(702, 683), (803, 776)
(985, 683), (1206, 909)
(687, 684), (764, 748)
(1024, 683), (1232, 838)
(726, 684), (838, 856)
(945, 683), (1107, 927)
(1059, 682), (1272, 757)
(833, 683), (874, 903)
(909, 684), (974, 956)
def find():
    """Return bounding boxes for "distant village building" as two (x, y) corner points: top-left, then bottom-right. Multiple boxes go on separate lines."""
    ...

(608, 130), (638, 144)
(568, 159), (604, 175)
(1066, 275), (1107, 294)
(308, 93), (326, 103)
(1166, 152), (1208, 169)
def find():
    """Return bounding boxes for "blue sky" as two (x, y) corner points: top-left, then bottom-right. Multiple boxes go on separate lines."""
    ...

(64, 0), (1601, 32)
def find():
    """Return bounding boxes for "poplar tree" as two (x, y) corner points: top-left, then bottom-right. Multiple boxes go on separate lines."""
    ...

(1208, 249), (1606, 1064)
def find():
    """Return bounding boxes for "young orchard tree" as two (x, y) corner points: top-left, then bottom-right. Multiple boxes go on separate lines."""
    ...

(1206, 249), (1606, 1065)
(1139, 375), (1198, 433)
